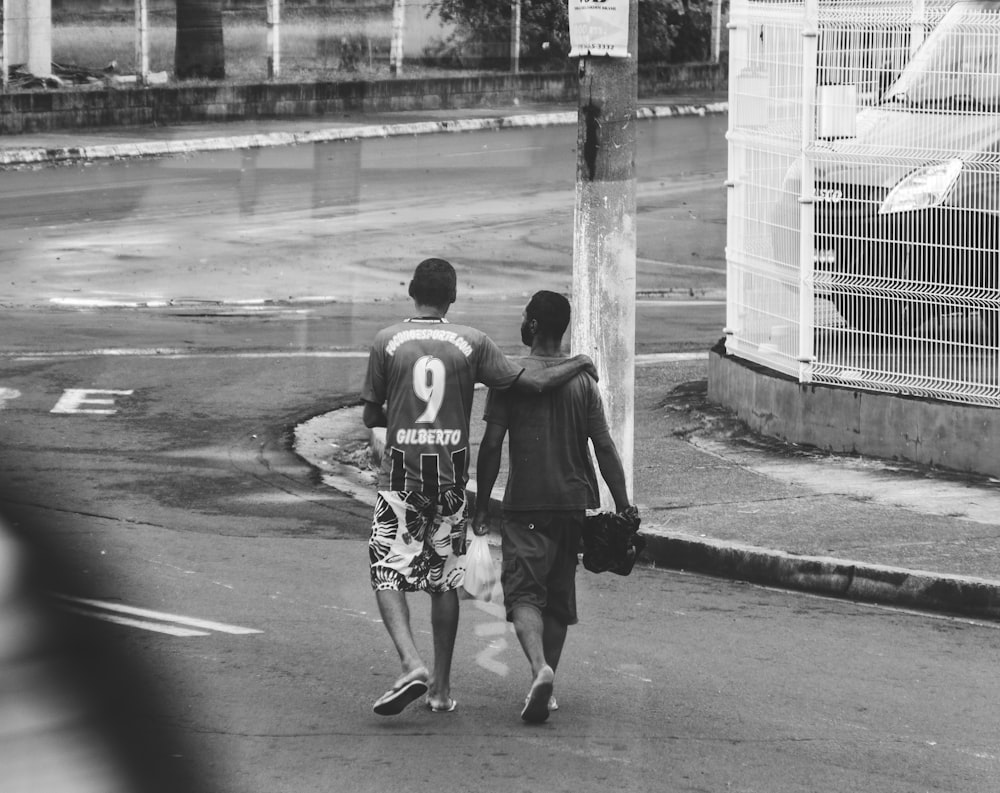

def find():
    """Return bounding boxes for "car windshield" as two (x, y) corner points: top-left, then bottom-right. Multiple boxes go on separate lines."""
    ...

(882, 2), (1000, 110)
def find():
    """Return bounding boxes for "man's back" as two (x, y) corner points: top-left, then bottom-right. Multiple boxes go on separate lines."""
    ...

(364, 318), (521, 493)
(484, 356), (611, 511)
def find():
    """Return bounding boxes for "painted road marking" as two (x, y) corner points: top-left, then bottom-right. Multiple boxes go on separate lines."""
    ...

(6, 349), (370, 360)
(636, 299), (725, 306)
(51, 389), (135, 415)
(0, 387), (21, 408)
(60, 605), (210, 637)
(57, 595), (262, 637)
(637, 351), (709, 366)
(6, 349), (708, 364)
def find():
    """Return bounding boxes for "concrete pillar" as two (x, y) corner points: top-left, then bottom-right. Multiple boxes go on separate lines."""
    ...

(266, 0), (280, 78)
(571, 0), (639, 508)
(5, 0), (51, 77)
(389, 0), (405, 75)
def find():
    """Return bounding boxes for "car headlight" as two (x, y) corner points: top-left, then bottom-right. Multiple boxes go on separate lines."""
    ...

(879, 159), (963, 214)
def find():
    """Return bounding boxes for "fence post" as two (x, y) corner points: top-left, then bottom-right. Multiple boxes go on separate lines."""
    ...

(267, 0), (280, 79)
(797, 0), (818, 381)
(910, 0), (926, 54)
(1, 0), (7, 91)
(510, 0), (520, 74)
(135, 0), (149, 85)
(390, 0), (405, 75)
(711, 0), (723, 63)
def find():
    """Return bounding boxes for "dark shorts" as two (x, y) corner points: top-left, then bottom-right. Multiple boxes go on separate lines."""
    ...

(500, 510), (584, 626)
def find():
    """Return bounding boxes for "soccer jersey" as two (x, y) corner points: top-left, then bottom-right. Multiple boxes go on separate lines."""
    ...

(362, 318), (524, 493)
(483, 355), (611, 511)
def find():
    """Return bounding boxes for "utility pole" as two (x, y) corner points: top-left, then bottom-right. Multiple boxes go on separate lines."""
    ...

(571, 0), (639, 506)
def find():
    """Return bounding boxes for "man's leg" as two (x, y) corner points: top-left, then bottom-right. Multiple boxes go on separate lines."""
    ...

(512, 604), (554, 723)
(542, 615), (568, 672)
(427, 588), (459, 710)
(512, 604), (548, 677)
(370, 493), (430, 693)
(371, 589), (430, 715)
(375, 589), (428, 680)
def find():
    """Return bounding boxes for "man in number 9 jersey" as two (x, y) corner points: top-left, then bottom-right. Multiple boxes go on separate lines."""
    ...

(361, 258), (597, 716)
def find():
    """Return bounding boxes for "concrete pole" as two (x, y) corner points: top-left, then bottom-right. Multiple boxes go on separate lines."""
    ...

(135, 0), (149, 85)
(1, 0), (7, 90)
(266, 0), (280, 79)
(571, 0), (638, 508)
(510, 0), (520, 75)
(389, 0), (405, 76)
(711, 0), (723, 63)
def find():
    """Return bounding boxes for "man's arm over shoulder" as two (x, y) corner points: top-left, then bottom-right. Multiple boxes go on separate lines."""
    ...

(513, 354), (598, 394)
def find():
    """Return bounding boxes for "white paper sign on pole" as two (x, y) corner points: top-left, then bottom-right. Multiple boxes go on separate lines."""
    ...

(568, 0), (630, 58)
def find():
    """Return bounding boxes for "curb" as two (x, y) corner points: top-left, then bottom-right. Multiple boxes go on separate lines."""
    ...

(297, 407), (1000, 624)
(639, 527), (1000, 623)
(0, 102), (729, 166)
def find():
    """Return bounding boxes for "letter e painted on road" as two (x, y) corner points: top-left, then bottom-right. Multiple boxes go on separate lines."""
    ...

(0, 388), (22, 409)
(51, 389), (135, 415)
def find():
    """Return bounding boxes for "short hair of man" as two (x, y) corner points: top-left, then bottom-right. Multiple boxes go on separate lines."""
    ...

(409, 258), (457, 307)
(526, 290), (571, 339)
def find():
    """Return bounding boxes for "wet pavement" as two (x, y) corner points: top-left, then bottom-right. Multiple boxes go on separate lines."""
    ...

(5, 90), (1000, 622)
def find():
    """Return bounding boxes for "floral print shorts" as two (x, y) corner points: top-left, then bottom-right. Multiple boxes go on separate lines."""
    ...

(368, 487), (468, 593)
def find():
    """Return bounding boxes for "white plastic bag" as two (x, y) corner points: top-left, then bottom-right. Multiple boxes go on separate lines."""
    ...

(462, 532), (500, 602)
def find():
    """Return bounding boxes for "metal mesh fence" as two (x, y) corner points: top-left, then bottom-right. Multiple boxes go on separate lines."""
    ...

(44, 0), (458, 84)
(727, 0), (1000, 407)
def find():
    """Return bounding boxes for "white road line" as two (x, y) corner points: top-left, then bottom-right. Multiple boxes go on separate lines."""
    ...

(637, 352), (709, 365)
(61, 605), (211, 637)
(58, 595), (262, 635)
(5, 349), (370, 360)
(636, 300), (725, 307)
(7, 350), (709, 364)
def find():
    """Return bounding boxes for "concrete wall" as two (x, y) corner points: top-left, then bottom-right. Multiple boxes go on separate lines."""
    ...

(0, 62), (726, 134)
(707, 341), (1000, 479)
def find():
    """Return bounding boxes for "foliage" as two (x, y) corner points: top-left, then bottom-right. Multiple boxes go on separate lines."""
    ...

(426, 0), (570, 68)
(427, 0), (723, 67)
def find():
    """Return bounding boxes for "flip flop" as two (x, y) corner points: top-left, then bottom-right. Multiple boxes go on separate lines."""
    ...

(525, 694), (558, 711)
(425, 698), (458, 713)
(373, 675), (429, 716)
(520, 666), (554, 724)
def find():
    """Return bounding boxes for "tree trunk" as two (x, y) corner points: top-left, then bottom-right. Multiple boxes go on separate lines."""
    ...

(175, 0), (225, 79)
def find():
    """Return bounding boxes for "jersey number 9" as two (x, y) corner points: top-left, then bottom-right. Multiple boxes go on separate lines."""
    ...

(413, 355), (446, 423)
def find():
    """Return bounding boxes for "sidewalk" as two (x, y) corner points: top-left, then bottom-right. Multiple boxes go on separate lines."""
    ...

(297, 360), (1000, 625)
(7, 92), (1000, 623)
(0, 93), (728, 166)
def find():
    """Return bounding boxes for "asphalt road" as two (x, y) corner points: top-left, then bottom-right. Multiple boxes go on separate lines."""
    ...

(3, 117), (999, 792)
(0, 116), (727, 309)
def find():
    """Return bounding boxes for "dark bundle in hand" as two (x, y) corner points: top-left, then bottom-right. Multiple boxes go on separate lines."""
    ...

(581, 506), (644, 576)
